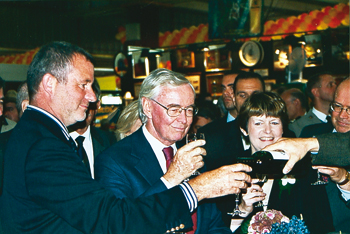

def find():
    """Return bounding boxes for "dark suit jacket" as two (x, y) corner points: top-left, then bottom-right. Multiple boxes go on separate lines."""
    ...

(198, 118), (244, 171)
(95, 128), (231, 234)
(0, 107), (193, 234)
(90, 126), (115, 158)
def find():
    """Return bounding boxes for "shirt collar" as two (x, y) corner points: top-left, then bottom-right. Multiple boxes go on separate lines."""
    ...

(70, 125), (91, 140)
(27, 105), (70, 140)
(312, 107), (328, 123)
(142, 125), (177, 153)
(227, 113), (236, 122)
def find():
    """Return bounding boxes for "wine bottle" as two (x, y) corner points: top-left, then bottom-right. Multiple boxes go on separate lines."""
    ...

(237, 150), (305, 176)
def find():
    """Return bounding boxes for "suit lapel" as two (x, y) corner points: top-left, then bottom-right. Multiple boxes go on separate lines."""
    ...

(131, 129), (164, 185)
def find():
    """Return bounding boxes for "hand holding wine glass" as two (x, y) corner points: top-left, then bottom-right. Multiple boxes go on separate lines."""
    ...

(163, 139), (205, 186)
(186, 133), (205, 176)
(240, 183), (266, 215)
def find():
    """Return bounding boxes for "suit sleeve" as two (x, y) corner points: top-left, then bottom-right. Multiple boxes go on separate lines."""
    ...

(313, 132), (350, 167)
(26, 137), (193, 234)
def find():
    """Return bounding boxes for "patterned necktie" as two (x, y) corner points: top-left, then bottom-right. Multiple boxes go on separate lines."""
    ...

(162, 146), (174, 169)
(162, 146), (197, 233)
(75, 136), (91, 176)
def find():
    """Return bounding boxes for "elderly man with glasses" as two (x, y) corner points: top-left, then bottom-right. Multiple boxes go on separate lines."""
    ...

(282, 77), (350, 232)
(95, 68), (246, 233)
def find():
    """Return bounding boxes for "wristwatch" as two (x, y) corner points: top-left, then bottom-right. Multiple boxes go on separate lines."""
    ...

(338, 170), (350, 186)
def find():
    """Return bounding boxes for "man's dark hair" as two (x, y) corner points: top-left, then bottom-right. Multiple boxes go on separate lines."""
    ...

(27, 41), (94, 101)
(288, 88), (309, 112)
(0, 76), (5, 90)
(306, 71), (332, 100)
(233, 71), (265, 94)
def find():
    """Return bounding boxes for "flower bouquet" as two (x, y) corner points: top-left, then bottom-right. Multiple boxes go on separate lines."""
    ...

(247, 209), (310, 234)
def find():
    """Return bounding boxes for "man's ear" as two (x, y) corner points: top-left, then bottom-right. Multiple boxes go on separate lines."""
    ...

(142, 97), (152, 119)
(293, 98), (301, 107)
(311, 87), (319, 98)
(41, 73), (57, 96)
(21, 100), (29, 113)
(240, 127), (248, 136)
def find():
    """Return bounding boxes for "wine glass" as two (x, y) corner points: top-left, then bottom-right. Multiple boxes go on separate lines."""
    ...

(227, 193), (246, 217)
(186, 133), (205, 176)
(254, 174), (267, 209)
(311, 169), (329, 185)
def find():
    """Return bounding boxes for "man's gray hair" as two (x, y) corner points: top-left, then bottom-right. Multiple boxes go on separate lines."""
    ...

(138, 68), (195, 123)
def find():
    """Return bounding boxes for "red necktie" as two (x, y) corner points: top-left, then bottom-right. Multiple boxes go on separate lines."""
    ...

(162, 146), (174, 169)
(162, 147), (197, 234)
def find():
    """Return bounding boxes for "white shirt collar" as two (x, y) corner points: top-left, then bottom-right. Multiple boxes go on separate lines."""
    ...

(312, 107), (328, 123)
(142, 125), (177, 174)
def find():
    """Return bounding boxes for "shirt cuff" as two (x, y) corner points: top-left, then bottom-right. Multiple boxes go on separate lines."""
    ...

(179, 181), (198, 212)
(337, 184), (350, 201)
(160, 176), (175, 189)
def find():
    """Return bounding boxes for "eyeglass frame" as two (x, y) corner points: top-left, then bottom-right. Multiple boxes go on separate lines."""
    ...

(150, 98), (198, 117)
(330, 102), (350, 115)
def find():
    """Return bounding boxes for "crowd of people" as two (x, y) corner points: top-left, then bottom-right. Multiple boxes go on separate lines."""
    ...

(0, 41), (349, 234)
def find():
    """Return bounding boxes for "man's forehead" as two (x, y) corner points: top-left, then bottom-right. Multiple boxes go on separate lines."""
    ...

(222, 74), (237, 84)
(320, 74), (334, 82)
(0, 88), (3, 98)
(236, 78), (263, 90)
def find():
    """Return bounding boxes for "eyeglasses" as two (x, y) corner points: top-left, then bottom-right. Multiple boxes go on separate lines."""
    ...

(330, 102), (350, 115)
(151, 99), (198, 117)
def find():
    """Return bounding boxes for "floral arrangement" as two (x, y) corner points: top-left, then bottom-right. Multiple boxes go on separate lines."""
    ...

(248, 209), (289, 234)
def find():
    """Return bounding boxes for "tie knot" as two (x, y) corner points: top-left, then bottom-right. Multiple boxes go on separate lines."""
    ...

(162, 146), (173, 161)
(75, 136), (85, 145)
(162, 146), (174, 169)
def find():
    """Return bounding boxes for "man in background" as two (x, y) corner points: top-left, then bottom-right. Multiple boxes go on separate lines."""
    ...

(280, 88), (308, 122)
(221, 71), (239, 121)
(0, 77), (16, 133)
(289, 72), (336, 136)
(4, 90), (19, 123)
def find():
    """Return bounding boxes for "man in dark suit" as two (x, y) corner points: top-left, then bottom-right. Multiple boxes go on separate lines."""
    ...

(0, 42), (252, 234)
(69, 79), (116, 178)
(95, 69), (232, 233)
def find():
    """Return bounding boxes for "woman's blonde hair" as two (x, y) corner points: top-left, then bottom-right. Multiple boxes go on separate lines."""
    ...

(116, 100), (141, 141)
